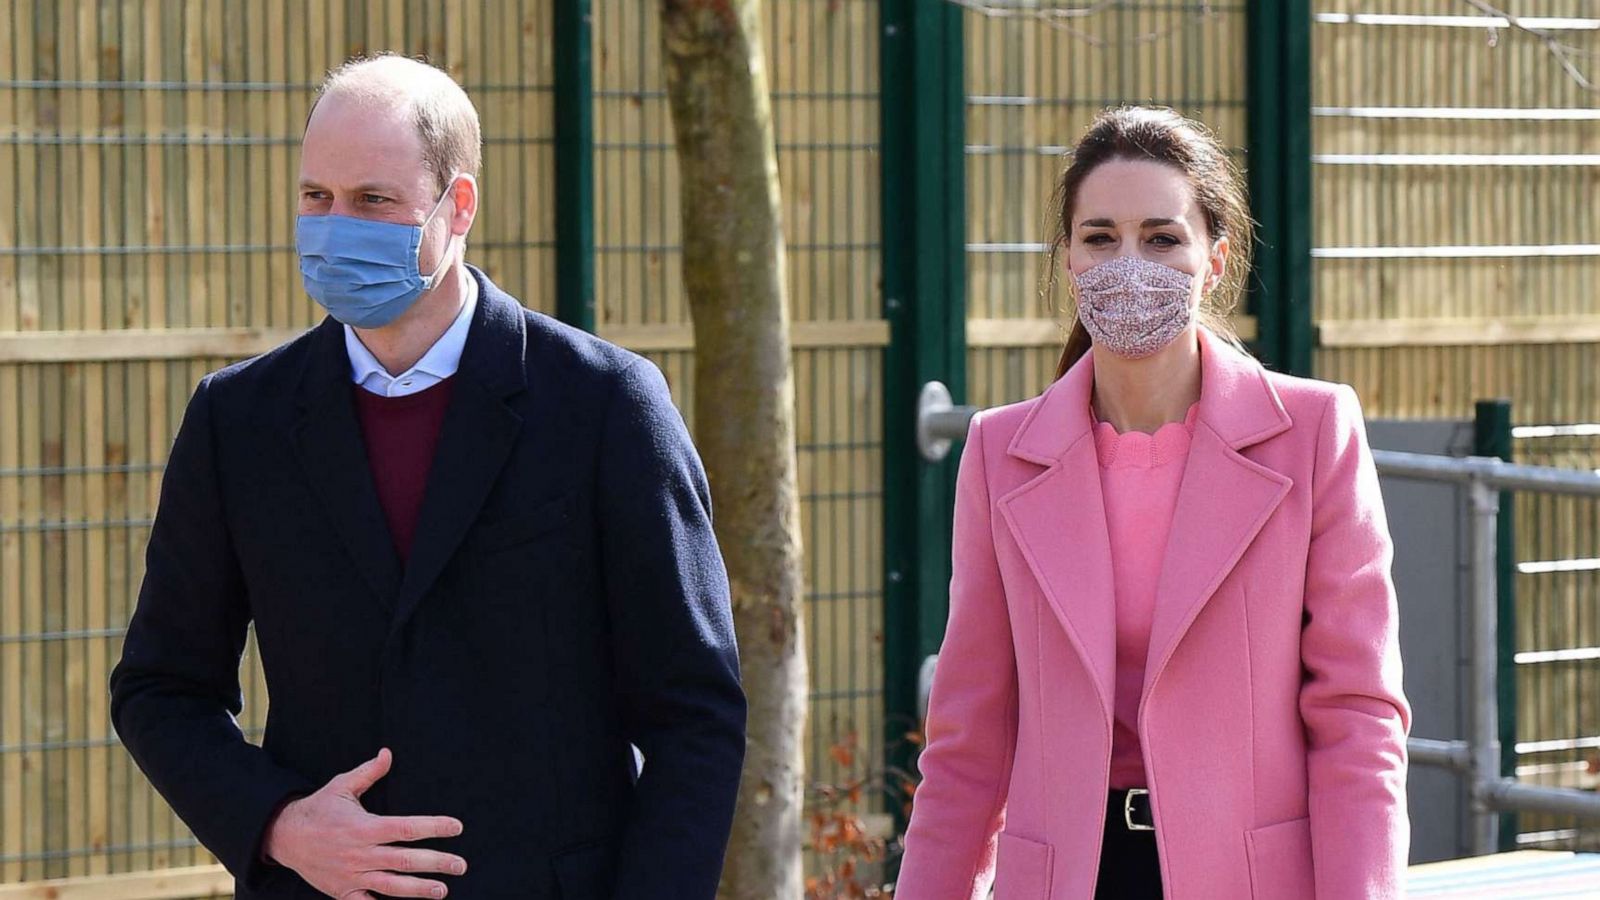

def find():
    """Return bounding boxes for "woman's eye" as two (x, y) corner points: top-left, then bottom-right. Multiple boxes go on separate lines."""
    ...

(1083, 233), (1114, 246)
(1149, 233), (1181, 247)
(363, 194), (388, 205)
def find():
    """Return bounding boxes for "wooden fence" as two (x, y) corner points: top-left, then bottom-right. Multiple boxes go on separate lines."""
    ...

(0, 0), (893, 892)
(4, 0), (1600, 894)
(1311, 2), (1600, 851)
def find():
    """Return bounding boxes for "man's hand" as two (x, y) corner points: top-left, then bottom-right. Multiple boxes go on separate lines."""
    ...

(261, 748), (467, 899)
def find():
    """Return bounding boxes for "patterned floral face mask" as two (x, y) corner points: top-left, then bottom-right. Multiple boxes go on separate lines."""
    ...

(1072, 254), (1200, 359)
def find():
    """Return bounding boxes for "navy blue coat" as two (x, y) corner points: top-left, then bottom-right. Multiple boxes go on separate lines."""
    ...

(110, 268), (746, 898)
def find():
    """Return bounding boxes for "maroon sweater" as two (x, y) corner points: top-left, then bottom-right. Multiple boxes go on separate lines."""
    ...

(352, 377), (455, 562)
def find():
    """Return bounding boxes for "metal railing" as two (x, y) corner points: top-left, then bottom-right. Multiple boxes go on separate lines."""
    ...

(1506, 423), (1600, 852)
(1376, 449), (1600, 855)
(914, 382), (1600, 857)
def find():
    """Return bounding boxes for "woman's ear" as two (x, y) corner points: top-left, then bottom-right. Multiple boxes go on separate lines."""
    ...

(1203, 234), (1229, 294)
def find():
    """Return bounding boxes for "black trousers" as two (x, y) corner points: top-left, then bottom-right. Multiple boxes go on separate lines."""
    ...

(1095, 791), (1164, 900)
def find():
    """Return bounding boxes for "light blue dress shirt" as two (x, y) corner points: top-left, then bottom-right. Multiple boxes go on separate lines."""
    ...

(344, 279), (478, 397)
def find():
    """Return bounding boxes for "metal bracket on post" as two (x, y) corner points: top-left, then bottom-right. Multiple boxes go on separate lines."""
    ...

(917, 653), (939, 720)
(916, 381), (954, 462)
(916, 380), (979, 463)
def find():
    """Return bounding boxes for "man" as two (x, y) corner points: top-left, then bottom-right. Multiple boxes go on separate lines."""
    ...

(110, 54), (746, 899)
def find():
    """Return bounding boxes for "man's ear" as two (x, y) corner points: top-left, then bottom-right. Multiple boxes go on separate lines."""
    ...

(448, 173), (479, 237)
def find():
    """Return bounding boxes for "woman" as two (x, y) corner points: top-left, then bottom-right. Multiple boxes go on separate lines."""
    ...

(895, 107), (1410, 900)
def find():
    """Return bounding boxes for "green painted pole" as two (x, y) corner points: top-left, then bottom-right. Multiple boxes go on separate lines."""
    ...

(1281, 0), (1315, 376)
(882, 0), (966, 847)
(553, 0), (595, 331)
(1474, 399), (1519, 852)
(1245, 0), (1314, 376)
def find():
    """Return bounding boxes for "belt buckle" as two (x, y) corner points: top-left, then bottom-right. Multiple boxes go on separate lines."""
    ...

(1123, 788), (1155, 832)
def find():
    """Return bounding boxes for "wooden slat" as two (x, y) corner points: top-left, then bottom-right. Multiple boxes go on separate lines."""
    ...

(0, 329), (310, 363)
(133, 0), (177, 857)
(600, 320), (890, 352)
(966, 315), (1260, 347)
(780, 321), (892, 349)
(265, 0), (290, 334)
(78, 3), (109, 876)
(1, 375), (23, 885)
(1320, 316), (1600, 348)
(18, 363), (43, 882)
(25, 1), (57, 879)
(0, 320), (895, 364)
(0, 0), (19, 875)
(966, 317), (1061, 348)
(0, 865), (231, 900)
(47, 0), (82, 879)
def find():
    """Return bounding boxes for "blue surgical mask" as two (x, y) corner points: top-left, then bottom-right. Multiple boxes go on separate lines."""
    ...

(295, 177), (459, 328)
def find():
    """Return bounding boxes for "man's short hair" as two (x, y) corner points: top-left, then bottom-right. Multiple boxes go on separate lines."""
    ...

(312, 54), (482, 196)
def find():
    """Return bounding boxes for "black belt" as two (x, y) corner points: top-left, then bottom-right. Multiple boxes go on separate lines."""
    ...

(1109, 788), (1155, 832)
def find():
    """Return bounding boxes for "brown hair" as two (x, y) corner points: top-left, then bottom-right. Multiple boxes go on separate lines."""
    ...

(1043, 106), (1254, 380)
(311, 54), (483, 197)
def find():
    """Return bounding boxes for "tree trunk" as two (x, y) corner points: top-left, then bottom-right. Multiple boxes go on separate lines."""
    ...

(658, 2), (807, 898)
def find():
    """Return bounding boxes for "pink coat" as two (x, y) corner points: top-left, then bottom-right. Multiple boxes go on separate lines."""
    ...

(897, 329), (1411, 899)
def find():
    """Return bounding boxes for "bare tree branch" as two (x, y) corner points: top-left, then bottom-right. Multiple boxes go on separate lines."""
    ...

(942, 0), (1215, 48)
(1463, 0), (1600, 91)
(941, 0), (1123, 18)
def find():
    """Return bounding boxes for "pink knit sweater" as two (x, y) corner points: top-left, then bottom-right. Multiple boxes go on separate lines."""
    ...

(1093, 403), (1198, 790)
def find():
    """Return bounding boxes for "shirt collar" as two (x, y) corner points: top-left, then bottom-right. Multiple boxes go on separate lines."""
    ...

(344, 277), (478, 388)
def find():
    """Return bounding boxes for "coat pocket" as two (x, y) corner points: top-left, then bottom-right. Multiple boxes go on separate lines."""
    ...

(465, 492), (573, 554)
(994, 831), (1054, 899)
(551, 836), (619, 900)
(1245, 815), (1315, 900)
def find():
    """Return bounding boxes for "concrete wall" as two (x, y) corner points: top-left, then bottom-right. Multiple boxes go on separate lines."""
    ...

(1369, 418), (1478, 864)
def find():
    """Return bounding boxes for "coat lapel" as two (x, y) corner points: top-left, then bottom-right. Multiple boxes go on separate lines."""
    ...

(291, 318), (404, 610)
(996, 356), (1117, 721)
(1141, 328), (1293, 703)
(996, 329), (1297, 720)
(386, 270), (528, 642)
(1139, 424), (1290, 702)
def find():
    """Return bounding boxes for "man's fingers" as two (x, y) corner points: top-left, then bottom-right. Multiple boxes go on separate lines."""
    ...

(374, 814), (465, 844)
(358, 871), (450, 899)
(336, 748), (393, 799)
(372, 846), (468, 877)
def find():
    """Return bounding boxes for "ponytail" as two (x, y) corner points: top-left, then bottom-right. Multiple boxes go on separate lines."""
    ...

(1054, 320), (1093, 380)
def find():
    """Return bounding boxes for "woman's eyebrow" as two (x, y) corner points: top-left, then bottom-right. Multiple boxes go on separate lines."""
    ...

(1077, 216), (1187, 229)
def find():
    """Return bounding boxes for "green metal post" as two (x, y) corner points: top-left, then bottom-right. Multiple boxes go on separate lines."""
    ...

(1474, 399), (1518, 852)
(553, 0), (595, 331)
(1245, 0), (1315, 376)
(882, 0), (966, 842)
